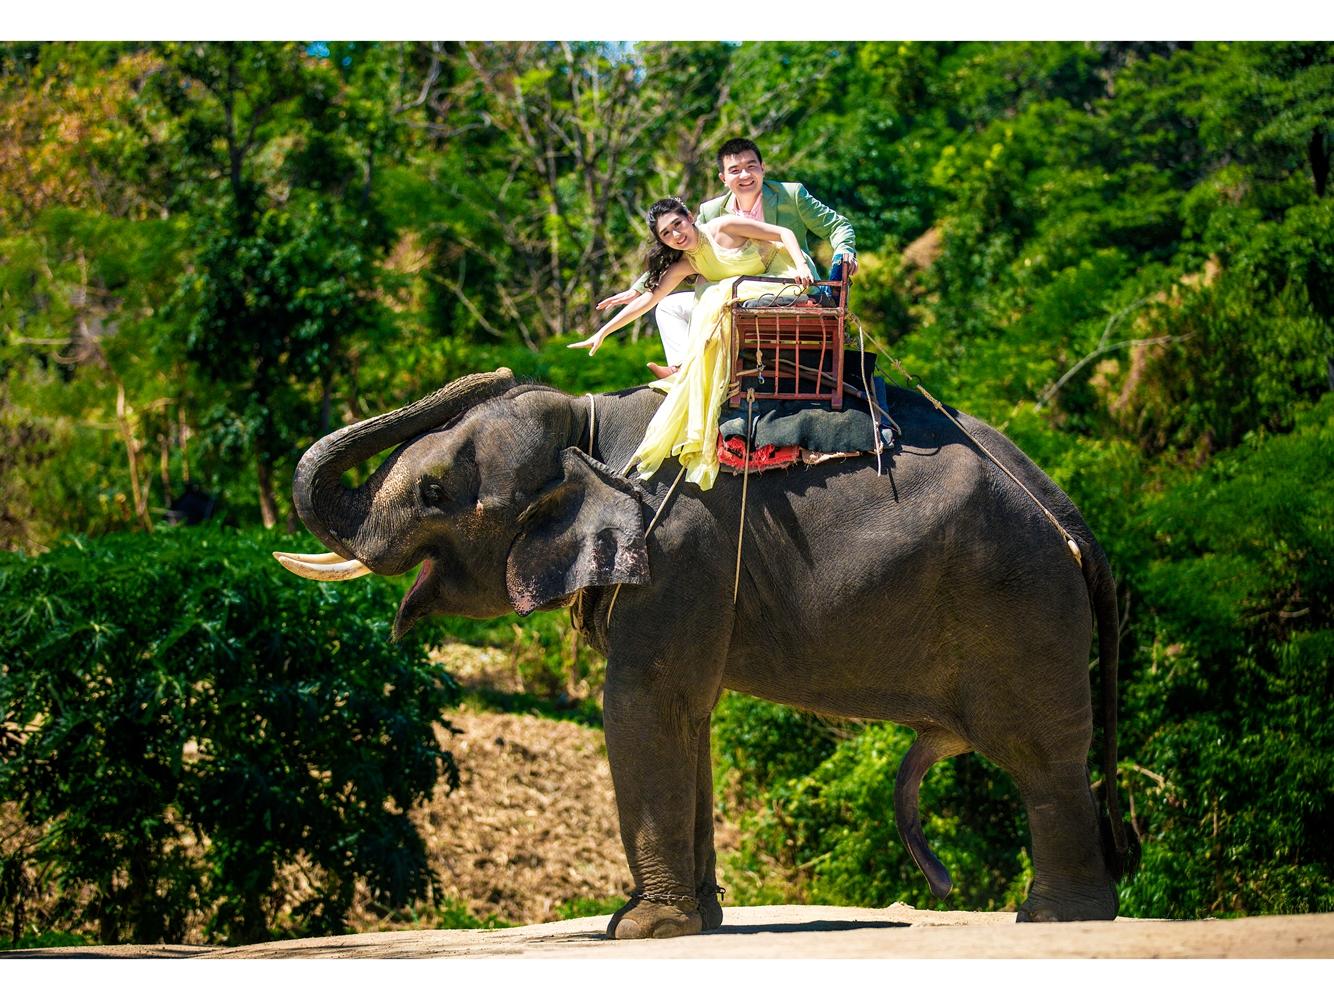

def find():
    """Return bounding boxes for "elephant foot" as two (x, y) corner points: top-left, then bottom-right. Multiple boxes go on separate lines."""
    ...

(697, 883), (726, 931)
(1017, 881), (1118, 923)
(606, 894), (703, 940)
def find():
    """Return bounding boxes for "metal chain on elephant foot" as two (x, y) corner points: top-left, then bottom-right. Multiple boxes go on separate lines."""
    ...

(628, 888), (699, 906)
(623, 882), (726, 907)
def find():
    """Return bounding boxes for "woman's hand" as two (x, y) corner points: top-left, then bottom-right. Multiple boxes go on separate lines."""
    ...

(567, 328), (611, 355)
(793, 264), (816, 288)
(571, 263), (692, 357)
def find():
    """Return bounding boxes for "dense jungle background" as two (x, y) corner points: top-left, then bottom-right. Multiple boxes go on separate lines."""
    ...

(1, 40), (1331, 947)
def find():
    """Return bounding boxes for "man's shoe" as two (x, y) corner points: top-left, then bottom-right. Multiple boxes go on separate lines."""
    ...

(647, 362), (679, 379)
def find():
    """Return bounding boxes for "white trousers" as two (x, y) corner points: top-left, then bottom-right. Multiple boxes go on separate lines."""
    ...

(654, 291), (695, 367)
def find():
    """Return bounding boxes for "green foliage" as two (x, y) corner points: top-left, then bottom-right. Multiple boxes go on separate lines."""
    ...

(437, 610), (606, 726)
(0, 527), (459, 944)
(430, 332), (664, 399)
(0, 206), (190, 545)
(716, 716), (1029, 912)
(147, 43), (401, 523)
(1200, 43), (1334, 200)
(1116, 397), (1334, 916)
(0, 929), (91, 952)
(711, 694), (837, 807)
(553, 895), (622, 920)
(1113, 202), (1333, 455)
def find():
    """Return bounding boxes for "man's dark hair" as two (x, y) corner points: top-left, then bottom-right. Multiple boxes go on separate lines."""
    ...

(717, 138), (763, 170)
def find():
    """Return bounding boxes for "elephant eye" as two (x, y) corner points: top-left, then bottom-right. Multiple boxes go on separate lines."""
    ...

(420, 480), (448, 508)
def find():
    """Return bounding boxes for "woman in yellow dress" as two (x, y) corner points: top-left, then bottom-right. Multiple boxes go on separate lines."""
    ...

(569, 197), (814, 490)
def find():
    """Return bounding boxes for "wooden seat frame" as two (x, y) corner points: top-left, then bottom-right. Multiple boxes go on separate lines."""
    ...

(726, 274), (850, 411)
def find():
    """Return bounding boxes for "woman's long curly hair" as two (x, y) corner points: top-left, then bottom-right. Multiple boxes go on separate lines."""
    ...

(643, 196), (693, 291)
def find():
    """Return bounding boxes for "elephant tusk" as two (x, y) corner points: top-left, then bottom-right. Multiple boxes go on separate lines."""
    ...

(272, 551), (373, 581)
(272, 550), (348, 564)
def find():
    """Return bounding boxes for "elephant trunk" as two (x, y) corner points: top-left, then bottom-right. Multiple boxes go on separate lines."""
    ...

(292, 368), (516, 563)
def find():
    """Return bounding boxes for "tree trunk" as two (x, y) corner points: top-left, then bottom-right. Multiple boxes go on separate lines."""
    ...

(257, 457), (279, 529)
(158, 432), (174, 508)
(1310, 127), (1329, 199)
(320, 371), (333, 436)
(178, 403), (192, 484)
(114, 383), (153, 533)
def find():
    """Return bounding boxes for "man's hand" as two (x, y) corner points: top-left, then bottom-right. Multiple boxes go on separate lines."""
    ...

(596, 289), (637, 311)
(843, 257), (859, 278)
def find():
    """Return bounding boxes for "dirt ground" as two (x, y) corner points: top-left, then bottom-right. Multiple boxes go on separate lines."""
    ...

(11, 905), (1333, 959)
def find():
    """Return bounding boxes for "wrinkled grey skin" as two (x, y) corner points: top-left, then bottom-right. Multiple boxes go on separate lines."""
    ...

(289, 369), (1137, 939)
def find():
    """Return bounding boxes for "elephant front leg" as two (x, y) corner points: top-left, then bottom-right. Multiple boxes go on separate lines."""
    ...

(692, 720), (725, 931)
(602, 672), (713, 940)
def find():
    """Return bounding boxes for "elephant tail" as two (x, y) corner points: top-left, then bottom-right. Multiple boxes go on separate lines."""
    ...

(1080, 537), (1142, 881)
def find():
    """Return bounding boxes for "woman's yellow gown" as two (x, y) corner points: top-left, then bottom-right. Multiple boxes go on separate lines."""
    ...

(629, 226), (800, 491)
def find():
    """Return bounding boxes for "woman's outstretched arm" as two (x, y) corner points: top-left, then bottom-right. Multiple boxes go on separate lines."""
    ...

(713, 217), (815, 286)
(568, 258), (696, 355)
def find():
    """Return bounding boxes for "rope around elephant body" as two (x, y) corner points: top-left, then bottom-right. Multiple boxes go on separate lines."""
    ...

(576, 393), (692, 631)
(844, 315), (1083, 568)
(734, 389), (754, 604)
(603, 462), (687, 629)
(596, 385), (750, 624)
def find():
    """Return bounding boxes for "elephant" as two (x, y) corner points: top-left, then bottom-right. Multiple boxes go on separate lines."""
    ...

(276, 367), (1139, 939)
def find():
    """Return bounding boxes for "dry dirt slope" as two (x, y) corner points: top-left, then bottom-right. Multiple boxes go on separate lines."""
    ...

(393, 700), (632, 925)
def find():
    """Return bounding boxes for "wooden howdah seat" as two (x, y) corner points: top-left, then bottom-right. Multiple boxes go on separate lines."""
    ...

(726, 270), (851, 411)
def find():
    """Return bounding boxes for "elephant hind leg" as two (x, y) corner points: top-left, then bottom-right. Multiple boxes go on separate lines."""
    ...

(1015, 759), (1119, 922)
(895, 728), (970, 899)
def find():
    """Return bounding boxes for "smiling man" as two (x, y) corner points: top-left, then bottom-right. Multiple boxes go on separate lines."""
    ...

(597, 138), (858, 379)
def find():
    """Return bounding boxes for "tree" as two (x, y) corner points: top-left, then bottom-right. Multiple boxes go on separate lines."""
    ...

(0, 43), (191, 547)
(1203, 42), (1334, 199)
(148, 42), (401, 527)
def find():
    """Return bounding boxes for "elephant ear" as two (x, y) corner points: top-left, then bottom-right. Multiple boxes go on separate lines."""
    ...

(506, 448), (651, 616)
